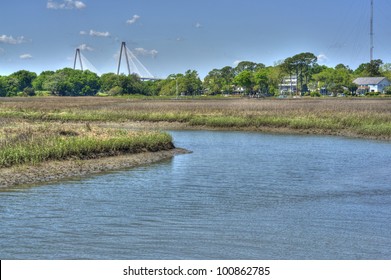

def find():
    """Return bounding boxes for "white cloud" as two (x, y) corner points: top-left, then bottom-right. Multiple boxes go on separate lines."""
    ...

(0, 35), (26, 44)
(195, 22), (202, 28)
(80, 29), (110, 37)
(89, 30), (110, 37)
(20, 54), (33, 59)
(74, 1), (86, 9)
(126, 15), (140, 25)
(47, 0), (86, 10)
(78, 44), (94, 51)
(133, 48), (158, 58)
(317, 53), (328, 63)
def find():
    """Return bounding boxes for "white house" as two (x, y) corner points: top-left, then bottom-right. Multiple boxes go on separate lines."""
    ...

(353, 77), (391, 94)
(279, 75), (297, 94)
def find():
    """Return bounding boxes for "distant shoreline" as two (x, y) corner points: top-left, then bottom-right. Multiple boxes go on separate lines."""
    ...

(1, 97), (390, 141)
(98, 120), (391, 141)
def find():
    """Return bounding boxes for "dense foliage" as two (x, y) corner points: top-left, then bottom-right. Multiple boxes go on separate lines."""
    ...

(1, 52), (391, 97)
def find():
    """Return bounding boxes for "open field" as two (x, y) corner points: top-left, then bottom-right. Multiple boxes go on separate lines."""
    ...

(1, 96), (391, 140)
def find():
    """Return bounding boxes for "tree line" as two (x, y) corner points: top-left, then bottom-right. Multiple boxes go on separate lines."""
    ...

(1, 52), (391, 97)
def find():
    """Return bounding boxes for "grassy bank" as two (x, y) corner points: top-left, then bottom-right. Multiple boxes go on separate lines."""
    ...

(1, 97), (391, 140)
(0, 122), (173, 168)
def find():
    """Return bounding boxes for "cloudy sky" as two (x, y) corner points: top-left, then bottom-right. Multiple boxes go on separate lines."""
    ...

(1, 0), (391, 78)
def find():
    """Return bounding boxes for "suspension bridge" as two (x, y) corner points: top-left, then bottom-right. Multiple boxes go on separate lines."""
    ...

(73, 42), (158, 80)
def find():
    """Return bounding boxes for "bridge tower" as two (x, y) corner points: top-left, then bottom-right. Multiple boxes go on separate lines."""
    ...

(117, 42), (131, 75)
(73, 48), (83, 71)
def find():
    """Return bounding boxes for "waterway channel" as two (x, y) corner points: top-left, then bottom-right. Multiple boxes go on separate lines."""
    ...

(1, 131), (390, 259)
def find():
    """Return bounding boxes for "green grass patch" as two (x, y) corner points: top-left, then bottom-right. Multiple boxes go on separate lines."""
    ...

(0, 124), (173, 168)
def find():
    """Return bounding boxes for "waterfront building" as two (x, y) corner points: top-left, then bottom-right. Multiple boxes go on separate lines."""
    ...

(353, 77), (391, 94)
(279, 76), (297, 95)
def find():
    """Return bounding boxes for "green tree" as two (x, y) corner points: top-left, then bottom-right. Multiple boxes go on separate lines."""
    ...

(22, 87), (35, 97)
(234, 70), (253, 94)
(3, 76), (20, 96)
(384, 86), (391, 95)
(100, 72), (144, 95)
(117, 74), (142, 94)
(253, 68), (269, 94)
(42, 68), (100, 96)
(367, 59), (383, 77)
(33, 71), (55, 91)
(380, 63), (391, 81)
(9, 70), (37, 92)
(354, 59), (383, 77)
(282, 52), (317, 94)
(313, 65), (353, 95)
(140, 80), (159, 96)
(0, 76), (7, 97)
(235, 61), (265, 74)
(100, 73), (119, 92)
(158, 78), (177, 96)
(203, 68), (230, 95)
(313, 67), (334, 91)
(158, 74), (183, 96)
(335, 64), (352, 72)
(182, 70), (202, 95)
(267, 64), (285, 95)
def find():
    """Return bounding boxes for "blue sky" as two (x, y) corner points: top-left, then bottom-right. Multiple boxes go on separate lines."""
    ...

(1, 0), (391, 78)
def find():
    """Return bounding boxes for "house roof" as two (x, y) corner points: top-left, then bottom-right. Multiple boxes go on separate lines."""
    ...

(353, 77), (389, 85)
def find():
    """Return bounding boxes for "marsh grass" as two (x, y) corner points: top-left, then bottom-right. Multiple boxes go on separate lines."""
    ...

(1, 97), (391, 139)
(0, 122), (173, 168)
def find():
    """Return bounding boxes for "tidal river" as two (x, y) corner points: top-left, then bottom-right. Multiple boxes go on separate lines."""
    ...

(1, 131), (390, 259)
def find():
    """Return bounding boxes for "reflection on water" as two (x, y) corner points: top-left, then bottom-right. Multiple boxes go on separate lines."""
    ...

(1, 131), (391, 259)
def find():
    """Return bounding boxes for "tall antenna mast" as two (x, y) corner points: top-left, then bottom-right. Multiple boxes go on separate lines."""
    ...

(117, 42), (131, 75)
(370, 0), (374, 62)
(73, 48), (83, 71)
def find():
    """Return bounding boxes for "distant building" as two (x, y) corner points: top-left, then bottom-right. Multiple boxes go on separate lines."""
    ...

(353, 77), (391, 94)
(279, 76), (297, 95)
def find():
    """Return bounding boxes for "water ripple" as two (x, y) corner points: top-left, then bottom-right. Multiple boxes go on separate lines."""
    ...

(1, 131), (390, 259)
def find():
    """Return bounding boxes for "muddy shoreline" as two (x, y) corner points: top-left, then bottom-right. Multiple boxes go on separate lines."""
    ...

(97, 121), (391, 141)
(0, 148), (189, 189)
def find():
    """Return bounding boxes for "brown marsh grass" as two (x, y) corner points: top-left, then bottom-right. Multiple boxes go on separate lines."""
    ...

(0, 121), (173, 168)
(1, 96), (391, 139)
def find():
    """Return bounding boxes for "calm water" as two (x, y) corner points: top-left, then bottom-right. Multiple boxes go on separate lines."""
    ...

(1, 131), (391, 260)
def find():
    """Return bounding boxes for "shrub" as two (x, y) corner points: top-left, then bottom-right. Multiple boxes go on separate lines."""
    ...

(366, 91), (380, 96)
(310, 91), (321, 97)
(108, 86), (123, 96)
(384, 86), (391, 95)
(23, 87), (36, 96)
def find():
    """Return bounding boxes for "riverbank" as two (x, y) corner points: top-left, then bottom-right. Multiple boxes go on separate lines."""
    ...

(0, 148), (188, 189)
(0, 121), (187, 188)
(97, 120), (391, 141)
